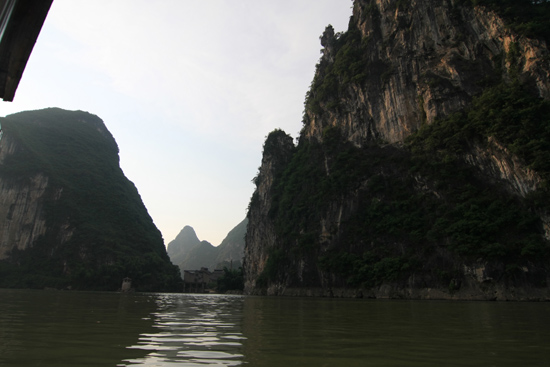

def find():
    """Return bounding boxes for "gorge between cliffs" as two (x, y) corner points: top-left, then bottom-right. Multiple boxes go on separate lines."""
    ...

(0, 0), (550, 302)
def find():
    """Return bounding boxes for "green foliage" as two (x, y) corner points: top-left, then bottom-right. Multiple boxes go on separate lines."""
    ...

(410, 82), (550, 187)
(407, 81), (550, 261)
(305, 0), (550, 122)
(255, 248), (287, 288)
(257, 80), (550, 289)
(0, 109), (181, 291)
(246, 191), (260, 218)
(262, 129), (294, 157)
(216, 267), (244, 293)
(331, 28), (368, 86)
(319, 250), (413, 288)
(248, 129), (295, 219)
(304, 25), (374, 117)
(469, 84), (550, 183)
(249, 0), (550, 291)
(462, 0), (550, 42)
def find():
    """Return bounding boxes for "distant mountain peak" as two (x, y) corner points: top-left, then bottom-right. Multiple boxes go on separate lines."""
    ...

(166, 225), (201, 259)
(167, 219), (247, 273)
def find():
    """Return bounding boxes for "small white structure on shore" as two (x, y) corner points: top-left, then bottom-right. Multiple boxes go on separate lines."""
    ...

(121, 277), (132, 292)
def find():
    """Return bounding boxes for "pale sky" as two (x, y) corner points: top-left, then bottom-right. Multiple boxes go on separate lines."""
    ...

(0, 0), (352, 246)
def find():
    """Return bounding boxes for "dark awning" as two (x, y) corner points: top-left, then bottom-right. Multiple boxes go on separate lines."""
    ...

(0, 0), (53, 101)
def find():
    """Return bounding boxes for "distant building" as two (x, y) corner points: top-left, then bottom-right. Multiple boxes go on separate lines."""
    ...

(210, 269), (224, 282)
(0, 0), (53, 101)
(183, 268), (210, 293)
(183, 267), (224, 293)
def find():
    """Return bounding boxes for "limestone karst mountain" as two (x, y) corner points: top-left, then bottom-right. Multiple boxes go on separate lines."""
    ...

(0, 108), (181, 291)
(167, 218), (247, 273)
(166, 226), (203, 267)
(167, 226), (217, 272)
(214, 218), (247, 269)
(243, 0), (550, 300)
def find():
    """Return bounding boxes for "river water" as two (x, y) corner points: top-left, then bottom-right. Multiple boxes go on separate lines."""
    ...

(0, 289), (549, 366)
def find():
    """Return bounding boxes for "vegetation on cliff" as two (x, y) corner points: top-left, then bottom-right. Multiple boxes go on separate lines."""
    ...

(216, 267), (244, 293)
(304, 0), (550, 126)
(246, 0), (550, 296)
(469, 0), (550, 42)
(0, 108), (181, 291)
(258, 105), (549, 290)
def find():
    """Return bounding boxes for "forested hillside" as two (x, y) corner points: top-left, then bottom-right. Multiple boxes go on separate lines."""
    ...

(244, 0), (550, 300)
(0, 108), (181, 291)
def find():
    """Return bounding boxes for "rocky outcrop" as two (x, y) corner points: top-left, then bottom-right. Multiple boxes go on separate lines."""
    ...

(244, 0), (550, 299)
(0, 172), (48, 259)
(0, 133), (47, 258)
(243, 130), (294, 292)
(464, 137), (543, 197)
(0, 133), (73, 260)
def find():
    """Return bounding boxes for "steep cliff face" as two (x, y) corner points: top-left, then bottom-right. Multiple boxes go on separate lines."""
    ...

(244, 0), (550, 300)
(304, 0), (550, 147)
(0, 133), (74, 260)
(0, 172), (48, 259)
(0, 108), (181, 291)
(243, 130), (295, 292)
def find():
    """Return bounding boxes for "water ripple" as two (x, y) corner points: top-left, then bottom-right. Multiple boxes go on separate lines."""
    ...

(120, 294), (245, 366)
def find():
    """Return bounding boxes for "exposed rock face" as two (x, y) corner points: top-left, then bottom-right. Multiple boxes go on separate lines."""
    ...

(0, 134), (67, 261)
(464, 138), (543, 197)
(304, 0), (550, 146)
(0, 134), (75, 260)
(244, 0), (550, 300)
(0, 162), (48, 259)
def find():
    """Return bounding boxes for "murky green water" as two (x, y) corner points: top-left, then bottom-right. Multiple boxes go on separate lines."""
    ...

(0, 289), (549, 366)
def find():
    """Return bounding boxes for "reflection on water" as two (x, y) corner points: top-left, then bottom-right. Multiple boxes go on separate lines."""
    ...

(1, 289), (550, 366)
(121, 294), (245, 366)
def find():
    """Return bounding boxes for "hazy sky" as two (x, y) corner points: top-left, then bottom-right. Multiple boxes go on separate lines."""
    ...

(1, 0), (352, 246)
